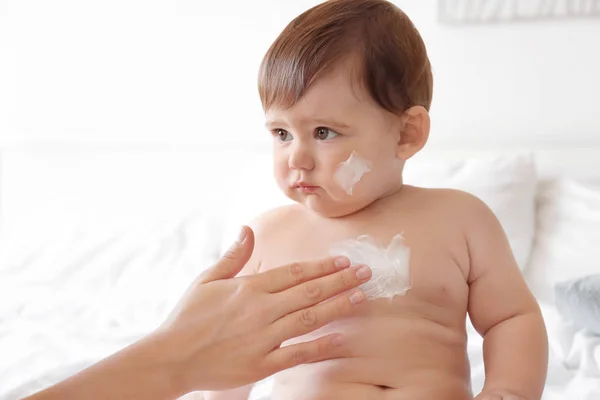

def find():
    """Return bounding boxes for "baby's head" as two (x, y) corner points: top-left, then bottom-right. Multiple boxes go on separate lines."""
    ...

(259, 0), (432, 218)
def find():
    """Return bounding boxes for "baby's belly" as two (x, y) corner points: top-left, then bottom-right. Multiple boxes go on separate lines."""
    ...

(272, 300), (472, 400)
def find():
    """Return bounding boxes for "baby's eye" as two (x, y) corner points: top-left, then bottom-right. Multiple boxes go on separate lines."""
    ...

(274, 129), (293, 142)
(315, 127), (339, 141)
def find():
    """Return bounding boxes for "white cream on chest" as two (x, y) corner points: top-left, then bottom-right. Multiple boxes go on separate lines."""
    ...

(329, 234), (411, 300)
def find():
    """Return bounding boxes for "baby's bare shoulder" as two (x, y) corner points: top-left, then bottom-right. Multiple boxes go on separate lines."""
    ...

(248, 204), (308, 242)
(406, 185), (486, 210)
(403, 186), (493, 226)
(251, 204), (304, 228)
(245, 205), (307, 274)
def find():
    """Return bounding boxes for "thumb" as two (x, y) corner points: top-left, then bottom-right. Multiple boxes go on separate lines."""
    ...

(197, 226), (255, 284)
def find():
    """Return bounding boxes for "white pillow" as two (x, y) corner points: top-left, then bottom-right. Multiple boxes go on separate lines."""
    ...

(404, 152), (537, 271)
(525, 180), (600, 303)
(222, 151), (537, 272)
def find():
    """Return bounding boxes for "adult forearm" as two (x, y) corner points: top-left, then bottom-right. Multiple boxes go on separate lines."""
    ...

(480, 311), (548, 400)
(25, 332), (186, 400)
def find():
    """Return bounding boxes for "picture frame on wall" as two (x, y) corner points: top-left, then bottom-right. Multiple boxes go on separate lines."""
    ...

(438, 0), (600, 24)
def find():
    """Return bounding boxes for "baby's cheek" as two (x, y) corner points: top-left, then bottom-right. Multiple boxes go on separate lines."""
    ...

(332, 151), (373, 196)
(272, 160), (287, 182)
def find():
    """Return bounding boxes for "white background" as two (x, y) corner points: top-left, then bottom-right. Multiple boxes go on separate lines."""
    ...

(1, 0), (599, 148)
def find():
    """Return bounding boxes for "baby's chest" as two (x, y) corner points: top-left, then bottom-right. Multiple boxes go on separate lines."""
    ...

(260, 226), (469, 308)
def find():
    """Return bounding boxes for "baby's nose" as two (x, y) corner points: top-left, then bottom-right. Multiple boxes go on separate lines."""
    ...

(288, 143), (315, 171)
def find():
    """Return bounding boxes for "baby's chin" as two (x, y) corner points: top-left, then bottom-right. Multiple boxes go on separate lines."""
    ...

(289, 190), (374, 218)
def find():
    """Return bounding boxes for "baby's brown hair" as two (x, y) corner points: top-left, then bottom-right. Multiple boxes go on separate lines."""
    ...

(258, 0), (433, 115)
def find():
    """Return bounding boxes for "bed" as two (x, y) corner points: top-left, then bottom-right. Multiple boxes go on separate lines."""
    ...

(1, 142), (599, 399)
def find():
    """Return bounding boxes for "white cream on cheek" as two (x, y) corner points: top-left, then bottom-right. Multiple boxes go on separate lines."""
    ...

(334, 151), (373, 195)
(330, 234), (411, 300)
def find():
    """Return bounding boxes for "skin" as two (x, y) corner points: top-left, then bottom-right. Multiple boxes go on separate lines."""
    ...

(206, 60), (548, 400)
(24, 226), (373, 400)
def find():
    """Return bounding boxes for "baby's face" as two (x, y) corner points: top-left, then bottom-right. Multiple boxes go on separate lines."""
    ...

(265, 63), (405, 218)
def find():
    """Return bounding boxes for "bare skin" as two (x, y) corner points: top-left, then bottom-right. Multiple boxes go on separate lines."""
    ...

(206, 58), (547, 400)
(259, 187), (474, 400)
(206, 186), (547, 400)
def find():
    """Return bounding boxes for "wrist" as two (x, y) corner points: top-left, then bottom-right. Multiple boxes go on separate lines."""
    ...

(140, 329), (194, 398)
(145, 326), (213, 397)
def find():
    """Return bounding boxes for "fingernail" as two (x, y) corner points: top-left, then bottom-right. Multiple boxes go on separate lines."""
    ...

(331, 334), (344, 346)
(349, 290), (365, 304)
(237, 226), (247, 244)
(355, 265), (371, 280)
(334, 256), (350, 269)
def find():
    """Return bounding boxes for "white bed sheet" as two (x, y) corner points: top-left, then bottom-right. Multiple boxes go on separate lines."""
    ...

(0, 213), (223, 399)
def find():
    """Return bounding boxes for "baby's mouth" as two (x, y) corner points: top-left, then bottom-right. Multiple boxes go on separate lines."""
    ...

(292, 182), (320, 192)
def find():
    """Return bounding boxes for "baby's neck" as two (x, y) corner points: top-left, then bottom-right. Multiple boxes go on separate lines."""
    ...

(308, 181), (407, 221)
(375, 181), (406, 204)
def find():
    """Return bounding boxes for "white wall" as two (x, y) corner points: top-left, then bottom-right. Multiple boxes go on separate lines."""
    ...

(401, 1), (600, 148)
(0, 0), (599, 148)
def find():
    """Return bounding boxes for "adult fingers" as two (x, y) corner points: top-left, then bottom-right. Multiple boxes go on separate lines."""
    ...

(268, 287), (367, 345)
(263, 333), (346, 374)
(196, 226), (255, 284)
(272, 264), (372, 318)
(251, 256), (352, 293)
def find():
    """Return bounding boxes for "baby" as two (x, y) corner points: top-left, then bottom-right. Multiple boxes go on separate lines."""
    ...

(206, 0), (548, 399)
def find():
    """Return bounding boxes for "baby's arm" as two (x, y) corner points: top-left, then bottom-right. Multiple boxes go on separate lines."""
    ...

(464, 195), (548, 400)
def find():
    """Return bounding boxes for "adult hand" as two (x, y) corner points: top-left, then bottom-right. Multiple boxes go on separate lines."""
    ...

(25, 226), (371, 400)
(154, 225), (371, 394)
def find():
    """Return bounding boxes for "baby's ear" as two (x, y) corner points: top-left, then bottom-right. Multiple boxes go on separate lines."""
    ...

(395, 106), (430, 160)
